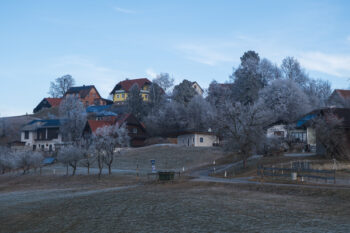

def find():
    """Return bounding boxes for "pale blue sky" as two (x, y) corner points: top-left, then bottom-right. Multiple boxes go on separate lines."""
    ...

(1, 0), (350, 116)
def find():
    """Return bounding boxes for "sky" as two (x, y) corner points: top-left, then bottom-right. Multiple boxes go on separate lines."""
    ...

(1, 0), (350, 116)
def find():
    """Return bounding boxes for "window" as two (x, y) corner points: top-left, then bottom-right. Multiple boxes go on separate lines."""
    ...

(93, 93), (96, 98)
(200, 137), (204, 143)
(145, 95), (148, 100)
(117, 94), (120, 98)
(133, 128), (137, 134)
(122, 94), (125, 98)
(24, 131), (29, 139)
(274, 131), (284, 137)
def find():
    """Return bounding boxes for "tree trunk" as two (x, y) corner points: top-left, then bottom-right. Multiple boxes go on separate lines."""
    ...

(40, 166), (42, 175)
(87, 164), (90, 175)
(108, 164), (111, 175)
(66, 164), (68, 176)
(243, 158), (246, 169)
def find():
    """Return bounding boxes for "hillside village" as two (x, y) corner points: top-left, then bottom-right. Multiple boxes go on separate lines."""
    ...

(2, 51), (350, 232)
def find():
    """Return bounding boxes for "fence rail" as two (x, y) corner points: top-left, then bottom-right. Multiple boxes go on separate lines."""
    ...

(257, 165), (336, 184)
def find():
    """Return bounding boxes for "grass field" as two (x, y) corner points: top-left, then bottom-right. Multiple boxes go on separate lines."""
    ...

(1, 174), (350, 233)
(107, 145), (227, 172)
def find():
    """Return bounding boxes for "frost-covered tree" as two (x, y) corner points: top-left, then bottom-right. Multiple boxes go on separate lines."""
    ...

(304, 79), (332, 108)
(187, 95), (215, 131)
(126, 84), (147, 120)
(206, 81), (233, 106)
(0, 147), (16, 174)
(216, 101), (273, 168)
(281, 57), (309, 88)
(148, 82), (166, 113)
(80, 136), (95, 175)
(49, 74), (75, 98)
(153, 73), (174, 92)
(258, 79), (311, 123)
(59, 95), (87, 144)
(94, 123), (130, 177)
(231, 51), (265, 105)
(57, 145), (84, 176)
(259, 58), (282, 84)
(172, 79), (197, 105)
(14, 151), (43, 174)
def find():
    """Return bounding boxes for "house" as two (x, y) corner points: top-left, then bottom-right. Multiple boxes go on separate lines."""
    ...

(65, 85), (112, 106)
(84, 113), (147, 147)
(328, 89), (350, 107)
(192, 81), (204, 96)
(110, 78), (152, 104)
(177, 131), (219, 147)
(33, 98), (62, 113)
(21, 119), (62, 151)
(266, 121), (288, 139)
(295, 108), (350, 155)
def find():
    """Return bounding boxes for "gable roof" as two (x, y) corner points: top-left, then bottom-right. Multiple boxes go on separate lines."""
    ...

(110, 78), (151, 94)
(65, 85), (101, 99)
(334, 89), (350, 99)
(46, 98), (62, 107)
(22, 119), (61, 131)
(85, 113), (145, 133)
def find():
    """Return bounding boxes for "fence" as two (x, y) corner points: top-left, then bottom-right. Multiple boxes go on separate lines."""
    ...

(257, 165), (336, 184)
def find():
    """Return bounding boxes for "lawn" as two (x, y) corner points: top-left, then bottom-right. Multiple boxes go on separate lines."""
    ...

(1, 175), (350, 233)
(108, 145), (226, 172)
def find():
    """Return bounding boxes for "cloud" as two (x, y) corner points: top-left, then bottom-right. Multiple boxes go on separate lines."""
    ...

(176, 44), (234, 66)
(113, 7), (136, 14)
(298, 52), (350, 78)
(146, 68), (157, 79)
(50, 55), (131, 98)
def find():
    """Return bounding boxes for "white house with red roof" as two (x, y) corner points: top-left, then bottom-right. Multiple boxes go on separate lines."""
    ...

(109, 78), (152, 104)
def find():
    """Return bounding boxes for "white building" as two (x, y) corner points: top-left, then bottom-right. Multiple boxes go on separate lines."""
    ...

(192, 81), (204, 96)
(21, 119), (62, 151)
(177, 131), (219, 147)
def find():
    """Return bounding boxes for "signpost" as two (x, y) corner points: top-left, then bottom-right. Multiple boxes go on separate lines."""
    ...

(150, 159), (156, 173)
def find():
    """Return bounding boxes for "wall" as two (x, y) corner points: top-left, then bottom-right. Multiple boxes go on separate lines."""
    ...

(178, 134), (218, 147)
(307, 127), (316, 145)
(266, 125), (288, 138)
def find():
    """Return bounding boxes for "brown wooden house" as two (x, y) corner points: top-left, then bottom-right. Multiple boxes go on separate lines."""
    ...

(65, 85), (112, 107)
(84, 113), (147, 147)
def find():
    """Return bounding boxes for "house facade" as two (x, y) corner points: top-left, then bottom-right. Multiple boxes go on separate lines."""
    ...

(65, 85), (111, 106)
(177, 131), (219, 147)
(33, 98), (62, 113)
(110, 78), (152, 104)
(192, 81), (204, 96)
(21, 119), (62, 151)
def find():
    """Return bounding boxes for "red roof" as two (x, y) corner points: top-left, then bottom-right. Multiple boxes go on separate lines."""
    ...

(110, 78), (151, 94)
(87, 114), (132, 133)
(45, 98), (62, 107)
(87, 119), (115, 133)
(335, 89), (350, 99)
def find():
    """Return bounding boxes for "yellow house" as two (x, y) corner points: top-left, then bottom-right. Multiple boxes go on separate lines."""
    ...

(110, 78), (152, 104)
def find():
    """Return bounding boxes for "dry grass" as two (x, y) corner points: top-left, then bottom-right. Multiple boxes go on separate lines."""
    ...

(1, 177), (350, 233)
(108, 145), (226, 172)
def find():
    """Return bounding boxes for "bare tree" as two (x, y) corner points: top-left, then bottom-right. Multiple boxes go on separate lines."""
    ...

(49, 75), (75, 98)
(281, 57), (309, 88)
(312, 112), (348, 160)
(216, 101), (273, 168)
(153, 73), (174, 92)
(94, 123), (130, 177)
(57, 145), (84, 176)
(80, 136), (95, 175)
(59, 95), (87, 144)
